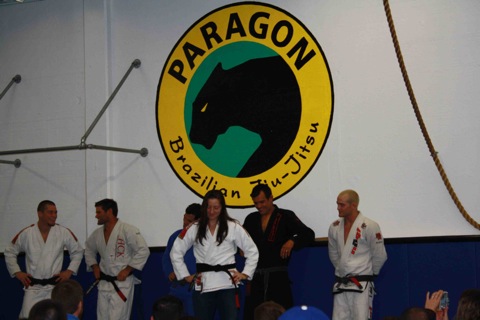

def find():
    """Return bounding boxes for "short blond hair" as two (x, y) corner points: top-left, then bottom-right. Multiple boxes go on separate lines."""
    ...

(339, 189), (359, 205)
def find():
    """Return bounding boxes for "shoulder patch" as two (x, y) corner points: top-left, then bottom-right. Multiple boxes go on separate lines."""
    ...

(11, 224), (35, 244)
(65, 227), (79, 242)
(57, 224), (79, 242)
(376, 232), (383, 240)
(333, 220), (340, 227)
(178, 223), (194, 240)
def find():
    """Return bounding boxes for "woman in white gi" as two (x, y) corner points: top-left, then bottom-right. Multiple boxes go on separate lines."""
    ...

(170, 190), (259, 320)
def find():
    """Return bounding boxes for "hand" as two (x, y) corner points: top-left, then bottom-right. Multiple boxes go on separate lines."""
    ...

(15, 272), (32, 288)
(92, 264), (101, 280)
(436, 307), (449, 320)
(117, 266), (133, 281)
(54, 269), (73, 283)
(425, 290), (444, 311)
(280, 239), (294, 259)
(168, 272), (177, 282)
(231, 270), (248, 284)
(183, 275), (195, 283)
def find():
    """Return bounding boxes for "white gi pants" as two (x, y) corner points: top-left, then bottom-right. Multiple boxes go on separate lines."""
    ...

(19, 286), (53, 319)
(332, 283), (374, 320)
(97, 285), (134, 320)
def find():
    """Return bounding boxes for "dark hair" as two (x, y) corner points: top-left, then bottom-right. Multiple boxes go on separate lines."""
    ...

(400, 307), (435, 320)
(254, 301), (285, 320)
(185, 203), (201, 220)
(250, 184), (272, 199)
(51, 279), (83, 314)
(28, 299), (67, 320)
(37, 200), (56, 212)
(152, 295), (183, 320)
(196, 190), (235, 246)
(95, 198), (118, 217)
(455, 289), (480, 320)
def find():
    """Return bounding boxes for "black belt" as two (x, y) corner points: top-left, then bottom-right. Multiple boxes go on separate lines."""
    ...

(335, 275), (375, 291)
(99, 272), (128, 302)
(196, 263), (236, 273)
(29, 276), (59, 286)
(254, 266), (288, 301)
(195, 263), (240, 309)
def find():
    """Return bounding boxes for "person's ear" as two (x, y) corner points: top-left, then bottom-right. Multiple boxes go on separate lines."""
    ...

(74, 300), (83, 316)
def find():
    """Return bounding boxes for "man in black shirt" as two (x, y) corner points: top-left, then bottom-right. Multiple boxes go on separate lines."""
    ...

(243, 184), (315, 320)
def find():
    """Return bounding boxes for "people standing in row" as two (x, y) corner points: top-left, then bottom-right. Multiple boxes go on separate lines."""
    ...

(4, 200), (84, 319)
(170, 189), (259, 320)
(243, 184), (315, 320)
(85, 198), (150, 320)
(163, 203), (201, 316)
(328, 189), (387, 320)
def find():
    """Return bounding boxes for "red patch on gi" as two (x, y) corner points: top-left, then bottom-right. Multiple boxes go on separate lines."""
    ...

(178, 228), (188, 239)
(376, 232), (382, 240)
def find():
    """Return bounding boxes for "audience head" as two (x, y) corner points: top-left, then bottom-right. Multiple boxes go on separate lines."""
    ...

(455, 288), (480, 320)
(400, 307), (435, 320)
(51, 279), (84, 317)
(278, 305), (329, 320)
(151, 295), (184, 320)
(254, 301), (285, 320)
(28, 299), (67, 320)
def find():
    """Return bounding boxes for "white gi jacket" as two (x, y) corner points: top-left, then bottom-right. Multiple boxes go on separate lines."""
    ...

(4, 223), (84, 284)
(171, 220), (259, 293)
(328, 213), (387, 292)
(85, 219), (150, 291)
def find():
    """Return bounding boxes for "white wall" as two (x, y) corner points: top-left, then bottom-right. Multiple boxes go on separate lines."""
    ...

(1, 0), (479, 251)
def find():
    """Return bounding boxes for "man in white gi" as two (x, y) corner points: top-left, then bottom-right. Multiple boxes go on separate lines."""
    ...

(328, 190), (387, 320)
(85, 198), (150, 320)
(4, 200), (84, 319)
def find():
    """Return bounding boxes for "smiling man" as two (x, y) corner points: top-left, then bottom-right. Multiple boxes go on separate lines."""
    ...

(85, 198), (150, 320)
(243, 184), (315, 320)
(4, 200), (84, 319)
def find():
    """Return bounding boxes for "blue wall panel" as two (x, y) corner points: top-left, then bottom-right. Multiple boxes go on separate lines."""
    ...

(1, 238), (479, 320)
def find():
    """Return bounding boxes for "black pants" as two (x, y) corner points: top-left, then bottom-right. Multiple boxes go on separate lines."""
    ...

(243, 271), (293, 320)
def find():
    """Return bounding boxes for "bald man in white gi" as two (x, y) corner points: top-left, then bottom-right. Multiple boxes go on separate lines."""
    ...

(4, 200), (84, 319)
(85, 198), (150, 320)
(328, 190), (387, 320)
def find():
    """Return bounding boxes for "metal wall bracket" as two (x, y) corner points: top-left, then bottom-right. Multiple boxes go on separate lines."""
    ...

(0, 59), (148, 167)
(1, 75), (22, 166)
(0, 74), (21, 101)
(0, 159), (21, 168)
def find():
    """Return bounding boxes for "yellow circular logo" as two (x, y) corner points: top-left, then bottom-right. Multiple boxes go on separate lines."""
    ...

(156, 2), (333, 207)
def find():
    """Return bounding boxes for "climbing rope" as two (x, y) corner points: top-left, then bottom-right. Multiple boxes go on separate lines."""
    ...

(383, 0), (480, 231)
